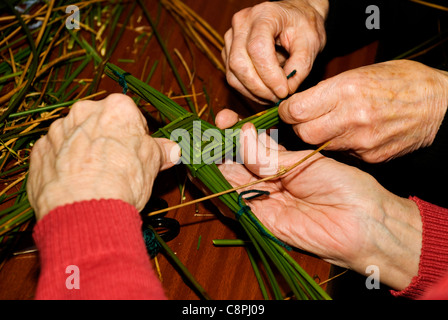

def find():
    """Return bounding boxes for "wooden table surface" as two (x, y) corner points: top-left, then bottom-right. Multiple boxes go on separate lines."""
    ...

(0, 0), (378, 300)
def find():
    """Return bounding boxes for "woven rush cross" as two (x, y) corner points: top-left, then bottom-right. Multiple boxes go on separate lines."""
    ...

(105, 63), (331, 300)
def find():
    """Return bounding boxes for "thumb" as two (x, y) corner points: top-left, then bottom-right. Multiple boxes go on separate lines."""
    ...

(215, 109), (240, 129)
(278, 78), (336, 124)
(239, 123), (324, 178)
(239, 123), (279, 177)
(154, 138), (181, 171)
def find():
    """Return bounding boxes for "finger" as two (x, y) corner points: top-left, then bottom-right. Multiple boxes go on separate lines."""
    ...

(215, 109), (240, 129)
(222, 28), (231, 63)
(218, 162), (259, 188)
(226, 71), (272, 104)
(227, 26), (278, 102)
(292, 109), (348, 147)
(283, 48), (315, 95)
(239, 123), (282, 176)
(278, 78), (337, 124)
(247, 21), (289, 99)
(224, 31), (271, 104)
(282, 24), (325, 95)
(257, 130), (286, 151)
(26, 137), (49, 208)
(65, 99), (100, 130)
(97, 93), (149, 136)
(239, 123), (324, 178)
(154, 138), (181, 171)
(46, 118), (66, 151)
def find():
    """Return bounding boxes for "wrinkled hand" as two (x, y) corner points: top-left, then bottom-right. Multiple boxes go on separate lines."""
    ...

(222, 0), (328, 104)
(27, 94), (180, 220)
(219, 123), (422, 290)
(279, 60), (448, 162)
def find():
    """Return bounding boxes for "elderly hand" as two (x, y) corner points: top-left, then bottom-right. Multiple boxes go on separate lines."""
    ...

(27, 94), (180, 221)
(222, 0), (328, 104)
(219, 123), (422, 290)
(279, 60), (448, 162)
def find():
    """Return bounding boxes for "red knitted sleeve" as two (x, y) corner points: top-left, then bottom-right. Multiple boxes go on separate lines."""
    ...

(32, 199), (167, 300)
(391, 197), (448, 299)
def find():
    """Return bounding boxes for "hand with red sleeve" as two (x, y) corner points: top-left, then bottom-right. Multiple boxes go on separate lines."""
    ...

(27, 93), (179, 220)
(27, 93), (180, 299)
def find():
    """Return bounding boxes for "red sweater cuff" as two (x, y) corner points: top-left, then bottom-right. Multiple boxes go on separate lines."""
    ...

(391, 197), (448, 299)
(32, 199), (166, 300)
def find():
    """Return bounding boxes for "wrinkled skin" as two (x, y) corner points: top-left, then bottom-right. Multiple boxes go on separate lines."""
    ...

(27, 94), (180, 220)
(219, 123), (422, 290)
(279, 60), (448, 162)
(222, 0), (328, 104)
(222, 0), (448, 162)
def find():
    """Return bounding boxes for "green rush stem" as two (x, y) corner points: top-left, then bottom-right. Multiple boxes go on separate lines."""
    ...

(0, 209), (34, 237)
(245, 247), (270, 300)
(150, 226), (211, 300)
(212, 239), (247, 246)
(0, 72), (23, 84)
(246, 220), (304, 300)
(0, 1), (39, 125)
(0, 199), (29, 219)
(137, 0), (195, 113)
(56, 56), (92, 98)
(104, 60), (331, 299)
(194, 165), (315, 299)
(276, 244), (331, 300)
(239, 218), (284, 299)
(117, 59), (135, 63)
(105, 63), (188, 120)
(134, 60), (159, 107)
(138, 1), (162, 58)
(8, 100), (74, 118)
(0, 189), (27, 205)
(0, 163), (28, 178)
(0, 128), (48, 142)
(106, 2), (136, 61)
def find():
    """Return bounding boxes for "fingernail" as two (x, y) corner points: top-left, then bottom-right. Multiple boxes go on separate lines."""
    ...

(165, 141), (181, 165)
(274, 85), (288, 99)
(245, 123), (257, 141)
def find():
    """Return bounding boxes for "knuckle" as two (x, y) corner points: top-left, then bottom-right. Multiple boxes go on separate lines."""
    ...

(225, 71), (239, 88)
(294, 124), (320, 145)
(224, 28), (232, 42)
(102, 94), (145, 127)
(228, 53), (248, 75)
(47, 118), (63, 134)
(29, 136), (50, 163)
(361, 150), (387, 163)
(288, 103), (306, 122)
(70, 99), (90, 113)
(103, 93), (136, 112)
(354, 132), (380, 156)
(247, 35), (267, 57)
(354, 107), (373, 126)
(340, 80), (359, 97)
(31, 136), (46, 153)
(231, 8), (249, 27)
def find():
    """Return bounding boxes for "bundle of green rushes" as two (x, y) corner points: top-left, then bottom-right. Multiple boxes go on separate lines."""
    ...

(106, 63), (331, 300)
